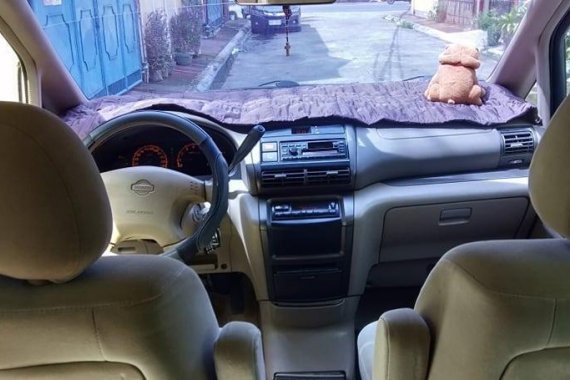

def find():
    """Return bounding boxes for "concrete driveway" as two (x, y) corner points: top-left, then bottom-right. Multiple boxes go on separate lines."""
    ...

(221, 2), (498, 89)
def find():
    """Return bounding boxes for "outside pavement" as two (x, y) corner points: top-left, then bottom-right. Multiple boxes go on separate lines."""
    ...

(132, 1), (501, 95)
(222, 2), (498, 89)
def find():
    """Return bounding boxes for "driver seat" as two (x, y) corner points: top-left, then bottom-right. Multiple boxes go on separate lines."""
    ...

(0, 102), (265, 379)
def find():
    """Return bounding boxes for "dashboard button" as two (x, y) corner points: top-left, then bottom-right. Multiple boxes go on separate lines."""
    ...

(262, 142), (278, 152)
(262, 152), (278, 162)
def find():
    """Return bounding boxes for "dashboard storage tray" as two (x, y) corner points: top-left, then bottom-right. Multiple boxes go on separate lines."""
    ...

(273, 268), (344, 301)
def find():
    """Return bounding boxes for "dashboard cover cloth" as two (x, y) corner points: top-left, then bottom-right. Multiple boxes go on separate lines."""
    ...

(64, 80), (536, 138)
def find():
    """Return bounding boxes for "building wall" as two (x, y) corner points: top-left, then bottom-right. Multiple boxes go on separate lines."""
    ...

(412, 0), (493, 20)
(411, 0), (438, 18)
(139, 0), (184, 22)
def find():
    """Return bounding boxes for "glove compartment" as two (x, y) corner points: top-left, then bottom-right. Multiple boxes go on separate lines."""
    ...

(373, 197), (530, 286)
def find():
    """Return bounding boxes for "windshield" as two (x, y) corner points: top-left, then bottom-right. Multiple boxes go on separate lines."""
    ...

(29, 0), (528, 98)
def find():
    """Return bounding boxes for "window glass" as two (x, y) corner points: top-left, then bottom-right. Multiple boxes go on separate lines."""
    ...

(526, 83), (537, 106)
(0, 33), (23, 102)
(29, 0), (529, 99)
(566, 32), (570, 95)
(549, 21), (570, 112)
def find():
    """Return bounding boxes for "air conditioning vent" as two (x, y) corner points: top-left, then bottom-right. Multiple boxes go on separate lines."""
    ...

(306, 168), (351, 185)
(261, 167), (351, 188)
(261, 169), (305, 187)
(500, 129), (535, 155)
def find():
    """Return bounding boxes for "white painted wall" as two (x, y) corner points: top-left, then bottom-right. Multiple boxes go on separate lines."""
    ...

(139, 0), (184, 21)
(411, 0), (438, 18)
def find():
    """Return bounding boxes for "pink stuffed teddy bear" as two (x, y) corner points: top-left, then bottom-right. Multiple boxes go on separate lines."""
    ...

(425, 44), (486, 106)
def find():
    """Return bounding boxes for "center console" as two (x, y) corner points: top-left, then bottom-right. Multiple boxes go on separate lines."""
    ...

(253, 125), (356, 304)
(248, 125), (357, 379)
(260, 196), (354, 302)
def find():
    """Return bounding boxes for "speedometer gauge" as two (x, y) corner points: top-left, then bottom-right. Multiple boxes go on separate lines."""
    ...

(132, 145), (168, 168)
(176, 143), (209, 175)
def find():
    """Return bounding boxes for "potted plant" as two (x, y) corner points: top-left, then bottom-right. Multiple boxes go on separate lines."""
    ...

(170, 6), (202, 66)
(478, 11), (500, 47)
(144, 10), (171, 82)
(185, 0), (203, 57)
(428, 0), (447, 23)
(497, 4), (527, 47)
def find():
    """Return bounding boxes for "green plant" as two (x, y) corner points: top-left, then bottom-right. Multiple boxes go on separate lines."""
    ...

(428, 0), (447, 23)
(477, 11), (501, 47)
(170, 6), (202, 56)
(398, 19), (414, 29)
(477, 10), (496, 30)
(144, 10), (171, 81)
(497, 3), (527, 46)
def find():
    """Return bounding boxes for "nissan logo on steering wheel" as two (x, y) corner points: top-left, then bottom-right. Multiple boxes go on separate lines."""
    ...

(130, 179), (155, 196)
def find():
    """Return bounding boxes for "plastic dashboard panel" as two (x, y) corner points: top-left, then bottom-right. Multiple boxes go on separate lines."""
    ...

(247, 122), (539, 194)
(353, 123), (540, 188)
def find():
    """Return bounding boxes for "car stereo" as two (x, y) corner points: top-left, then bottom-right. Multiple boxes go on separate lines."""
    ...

(271, 200), (340, 219)
(254, 124), (354, 194)
(259, 125), (349, 164)
(262, 139), (347, 163)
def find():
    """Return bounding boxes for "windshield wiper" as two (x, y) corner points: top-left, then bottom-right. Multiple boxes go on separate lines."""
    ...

(258, 80), (300, 88)
(403, 75), (431, 81)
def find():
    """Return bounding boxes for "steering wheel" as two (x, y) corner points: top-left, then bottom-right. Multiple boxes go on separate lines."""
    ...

(86, 111), (229, 264)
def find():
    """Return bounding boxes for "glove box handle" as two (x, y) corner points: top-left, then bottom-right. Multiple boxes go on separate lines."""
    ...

(439, 208), (472, 226)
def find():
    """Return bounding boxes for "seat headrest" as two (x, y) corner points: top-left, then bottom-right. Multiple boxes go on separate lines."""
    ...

(0, 102), (111, 282)
(529, 96), (570, 238)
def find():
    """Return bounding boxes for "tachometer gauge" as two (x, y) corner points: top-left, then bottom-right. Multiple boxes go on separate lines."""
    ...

(176, 143), (209, 175)
(132, 145), (168, 168)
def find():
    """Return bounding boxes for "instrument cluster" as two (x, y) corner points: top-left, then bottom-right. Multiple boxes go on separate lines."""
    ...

(92, 125), (235, 177)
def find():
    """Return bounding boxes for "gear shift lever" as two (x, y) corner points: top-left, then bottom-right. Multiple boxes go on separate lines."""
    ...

(228, 125), (265, 173)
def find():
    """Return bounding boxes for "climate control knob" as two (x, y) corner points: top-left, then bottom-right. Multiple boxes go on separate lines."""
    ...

(289, 147), (299, 156)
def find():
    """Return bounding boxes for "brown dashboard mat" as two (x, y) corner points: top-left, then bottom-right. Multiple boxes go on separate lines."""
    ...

(63, 80), (537, 138)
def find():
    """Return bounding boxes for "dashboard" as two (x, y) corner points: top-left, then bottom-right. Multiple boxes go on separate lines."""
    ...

(85, 111), (539, 306)
(81, 110), (540, 380)
(88, 114), (538, 188)
(91, 125), (236, 177)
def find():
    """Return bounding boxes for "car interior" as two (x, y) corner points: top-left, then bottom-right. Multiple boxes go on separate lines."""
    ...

(1, 0), (570, 379)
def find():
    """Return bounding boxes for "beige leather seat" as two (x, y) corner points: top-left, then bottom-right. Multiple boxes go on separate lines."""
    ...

(0, 102), (265, 379)
(357, 96), (570, 380)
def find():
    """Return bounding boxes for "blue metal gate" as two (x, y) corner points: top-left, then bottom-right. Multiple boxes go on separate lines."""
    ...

(29, 0), (142, 99)
(206, 0), (223, 27)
